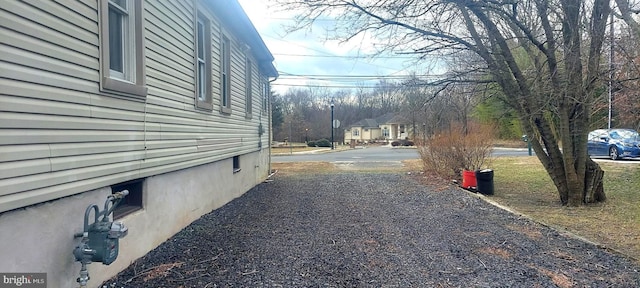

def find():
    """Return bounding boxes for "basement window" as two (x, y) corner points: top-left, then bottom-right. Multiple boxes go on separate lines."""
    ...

(111, 178), (144, 219)
(233, 155), (241, 173)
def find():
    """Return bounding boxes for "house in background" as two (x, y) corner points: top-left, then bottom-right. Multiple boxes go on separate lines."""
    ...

(344, 113), (411, 143)
(0, 0), (276, 287)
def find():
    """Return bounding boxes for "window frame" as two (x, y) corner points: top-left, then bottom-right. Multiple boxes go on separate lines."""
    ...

(99, 0), (147, 98)
(220, 35), (232, 114)
(382, 127), (390, 138)
(245, 57), (253, 118)
(195, 11), (212, 110)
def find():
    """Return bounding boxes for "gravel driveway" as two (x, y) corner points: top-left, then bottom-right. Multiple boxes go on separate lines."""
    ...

(103, 173), (639, 287)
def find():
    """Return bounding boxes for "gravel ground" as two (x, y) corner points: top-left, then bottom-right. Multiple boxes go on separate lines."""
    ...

(103, 173), (640, 287)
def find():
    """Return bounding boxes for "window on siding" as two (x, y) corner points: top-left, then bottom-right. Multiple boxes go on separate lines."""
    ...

(353, 129), (360, 136)
(195, 12), (212, 110)
(99, 0), (147, 98)
(111, 178), (144, 219)
(245, 58), (253, 117)
(220, 35), (231, 114)
(383, 127), (390, 138)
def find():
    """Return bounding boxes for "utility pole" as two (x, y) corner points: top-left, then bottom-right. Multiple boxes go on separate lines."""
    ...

(608, 9), (614, 129)
(330, 98), (335, 150)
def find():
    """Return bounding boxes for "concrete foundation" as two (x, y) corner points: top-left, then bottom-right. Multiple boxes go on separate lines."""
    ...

(0, 150), (269, 287)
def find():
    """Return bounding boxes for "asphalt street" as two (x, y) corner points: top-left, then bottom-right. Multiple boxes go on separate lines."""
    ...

(271, 146), (533, 163)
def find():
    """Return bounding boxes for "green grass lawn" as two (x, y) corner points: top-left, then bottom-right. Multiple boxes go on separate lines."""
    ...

(490, 157), (640, 262)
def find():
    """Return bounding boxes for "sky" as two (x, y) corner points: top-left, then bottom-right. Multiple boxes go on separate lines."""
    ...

(236, 0), (434, 94)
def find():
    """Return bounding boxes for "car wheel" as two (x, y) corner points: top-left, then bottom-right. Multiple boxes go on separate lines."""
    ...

(609, 146), (619, 160)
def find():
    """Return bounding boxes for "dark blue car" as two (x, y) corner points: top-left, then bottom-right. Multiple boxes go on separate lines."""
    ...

(587, 129), (640, 160)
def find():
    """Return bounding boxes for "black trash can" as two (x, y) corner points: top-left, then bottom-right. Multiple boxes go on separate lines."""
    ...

(475, 169), (494, 195)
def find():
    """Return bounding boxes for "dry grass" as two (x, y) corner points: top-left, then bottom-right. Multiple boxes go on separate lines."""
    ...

(491, 157), (640, 262)
(534, 266), (574, 288)
(478, 247), (513, 259)
(270, 146), (327, 155)
(493, 139), (528, 148)
(271, 162), (335, 175)
(270, 146), (351, 155)
(272, 159), (420, 175)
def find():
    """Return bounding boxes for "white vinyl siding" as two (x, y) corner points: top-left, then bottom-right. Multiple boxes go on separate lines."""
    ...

(0, 0), (271, 213)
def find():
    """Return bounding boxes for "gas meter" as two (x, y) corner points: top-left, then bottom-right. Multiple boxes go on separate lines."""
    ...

(73, 190), (129, 286)
(84, 217), (128, 264)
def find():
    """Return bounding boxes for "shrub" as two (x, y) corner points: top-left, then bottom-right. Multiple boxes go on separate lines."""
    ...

(314, 138), (331, 147)
(418, 122), (494, 180)
(402, 140), (415, 146)
(307, 141), (316, 147)
(391, 141), (400, 147)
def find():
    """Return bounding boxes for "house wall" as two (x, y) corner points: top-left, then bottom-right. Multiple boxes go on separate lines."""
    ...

(344, 130), (353, 143)
(0, 151), (268, 287)
(1, 0), (271, 213)
(363, 128), (374, 140)
(0, 0), (273, 286)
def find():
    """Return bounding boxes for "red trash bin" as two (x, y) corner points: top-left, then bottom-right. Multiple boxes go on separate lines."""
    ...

(462, 170), (477, 189)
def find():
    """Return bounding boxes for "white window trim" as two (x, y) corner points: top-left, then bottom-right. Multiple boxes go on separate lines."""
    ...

(195, 10), (212, 110)
(220, 34), (232, 114)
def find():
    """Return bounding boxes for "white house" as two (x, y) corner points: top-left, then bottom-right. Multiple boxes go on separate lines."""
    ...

(0, 0), (277, 286)
(344, 113), (411, 143)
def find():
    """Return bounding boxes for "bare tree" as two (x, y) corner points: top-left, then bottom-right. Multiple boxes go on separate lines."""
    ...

(615, 0), (640, 37)
(274, 0), (613, 206)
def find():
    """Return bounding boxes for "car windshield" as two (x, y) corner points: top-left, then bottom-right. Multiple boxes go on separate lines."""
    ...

(610, 130), (639, 141)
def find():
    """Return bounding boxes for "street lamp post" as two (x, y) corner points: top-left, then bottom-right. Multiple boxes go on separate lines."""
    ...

(330, 98), (335, 150)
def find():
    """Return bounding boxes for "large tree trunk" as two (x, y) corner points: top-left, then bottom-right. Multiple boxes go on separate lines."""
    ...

(585, 158), (606, 203)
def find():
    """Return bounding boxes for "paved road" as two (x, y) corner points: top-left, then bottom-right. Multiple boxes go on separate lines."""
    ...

(273, 146), (640, 164)
(272, 146), (417, 163)
(272, 146), (533, 163)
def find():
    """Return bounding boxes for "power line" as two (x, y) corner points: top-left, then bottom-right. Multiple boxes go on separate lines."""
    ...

(271, 83), (396, 89)
(278, 72), (445, 78)
(271, 82), (443, 89)
(273, 53), (419, 59)
(276, 71), (446, 84)
(261, 35), (417, 73)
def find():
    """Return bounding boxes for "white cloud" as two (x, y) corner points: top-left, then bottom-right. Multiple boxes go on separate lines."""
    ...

(237, 0), (432, 94)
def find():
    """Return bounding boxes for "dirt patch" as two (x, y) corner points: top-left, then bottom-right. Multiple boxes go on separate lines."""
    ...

(478, 247), (513, 259)
(271, 161), (334, 175)
(124, 262), (185, 283)
(507, 224), (543, 240)
(534, 266), (574, 288)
